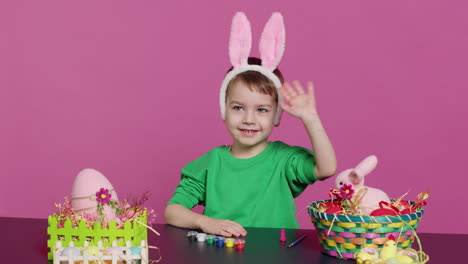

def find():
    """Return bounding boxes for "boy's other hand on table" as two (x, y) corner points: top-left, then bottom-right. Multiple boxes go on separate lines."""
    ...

(198, 216), (247, 237)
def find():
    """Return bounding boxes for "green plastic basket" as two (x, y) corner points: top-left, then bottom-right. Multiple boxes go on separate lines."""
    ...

(47, 211), (148, 260)
(308, 200), (425, 259)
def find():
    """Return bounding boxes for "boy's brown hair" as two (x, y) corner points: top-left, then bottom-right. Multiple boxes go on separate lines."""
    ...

(226, 57), (284, 102)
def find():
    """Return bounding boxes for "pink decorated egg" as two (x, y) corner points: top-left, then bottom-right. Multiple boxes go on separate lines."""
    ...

(71, 168), (119, 221)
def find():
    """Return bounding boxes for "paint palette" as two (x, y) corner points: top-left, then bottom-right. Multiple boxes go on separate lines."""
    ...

(187, 231), (246, 249)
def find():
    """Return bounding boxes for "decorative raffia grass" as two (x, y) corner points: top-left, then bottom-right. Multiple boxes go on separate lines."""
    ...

(308, 200), (425, 260)
(47, 211), (148, 260)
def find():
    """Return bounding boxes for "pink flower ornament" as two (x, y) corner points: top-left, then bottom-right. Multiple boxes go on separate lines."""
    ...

(96, 188), (112, 204)
(340, 184), (355, 200)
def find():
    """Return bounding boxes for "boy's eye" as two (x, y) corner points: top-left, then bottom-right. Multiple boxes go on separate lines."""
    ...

(233, 106), (243, 111)
(257, 108), (268, 113)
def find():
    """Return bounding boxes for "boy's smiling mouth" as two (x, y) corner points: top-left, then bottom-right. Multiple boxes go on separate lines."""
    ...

(239, 129), (259, 136)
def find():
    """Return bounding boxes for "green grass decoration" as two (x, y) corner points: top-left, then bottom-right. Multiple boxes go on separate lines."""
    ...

(47, 211), (148, 260)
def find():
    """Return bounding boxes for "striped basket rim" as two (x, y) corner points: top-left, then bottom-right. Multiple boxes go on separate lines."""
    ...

(308, 200), (425, 223)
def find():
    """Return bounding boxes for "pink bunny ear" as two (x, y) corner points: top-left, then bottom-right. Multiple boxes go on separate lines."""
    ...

(349, 170), (362, 185)
(229, 12), (252, 68)
(356, 155), (378, 176)
(259, 12), (285, 71)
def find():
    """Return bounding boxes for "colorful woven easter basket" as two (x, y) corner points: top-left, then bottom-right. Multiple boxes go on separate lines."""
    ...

(308, 200), (425, 260)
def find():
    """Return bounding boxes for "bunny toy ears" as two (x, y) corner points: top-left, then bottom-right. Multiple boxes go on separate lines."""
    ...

(220, 12), (286, 125)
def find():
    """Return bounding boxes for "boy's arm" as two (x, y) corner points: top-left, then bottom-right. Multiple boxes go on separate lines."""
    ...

(164, 204), (247, 237)
(301, 113), (337, 179)
(279, 81), (337, 180)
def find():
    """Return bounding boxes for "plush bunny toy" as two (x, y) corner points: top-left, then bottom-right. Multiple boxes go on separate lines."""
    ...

(335, 155), (390, 214)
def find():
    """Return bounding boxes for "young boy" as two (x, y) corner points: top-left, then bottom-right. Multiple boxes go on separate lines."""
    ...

(165, 13), (337, 237)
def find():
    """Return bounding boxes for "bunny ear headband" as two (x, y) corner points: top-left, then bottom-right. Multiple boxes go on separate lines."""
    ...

(220, 12), (286, 126)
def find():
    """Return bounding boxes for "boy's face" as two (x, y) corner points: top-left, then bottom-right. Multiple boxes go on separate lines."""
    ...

(224, 80), (277, 150)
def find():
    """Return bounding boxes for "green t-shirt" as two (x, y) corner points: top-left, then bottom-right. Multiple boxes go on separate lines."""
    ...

(167, 141), (321, 228)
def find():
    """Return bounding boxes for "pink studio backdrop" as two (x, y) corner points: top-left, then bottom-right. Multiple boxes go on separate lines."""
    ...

(1, 1), (467, 234)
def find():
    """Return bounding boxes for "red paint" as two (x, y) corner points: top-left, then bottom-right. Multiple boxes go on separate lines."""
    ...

(236, 243), (245, 249)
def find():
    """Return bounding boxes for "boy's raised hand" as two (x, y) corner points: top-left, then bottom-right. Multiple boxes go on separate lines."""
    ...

(198, 216), (247, 237)
(279, 81), (318, 120)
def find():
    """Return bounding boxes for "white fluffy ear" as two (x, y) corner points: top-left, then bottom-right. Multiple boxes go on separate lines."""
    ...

(356, 155), (378, 176)
(259, 12), (285, 71)
(229, 12), (252, 68)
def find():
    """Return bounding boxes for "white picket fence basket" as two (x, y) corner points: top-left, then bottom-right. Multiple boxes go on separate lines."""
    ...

(53, 240), (149, 264)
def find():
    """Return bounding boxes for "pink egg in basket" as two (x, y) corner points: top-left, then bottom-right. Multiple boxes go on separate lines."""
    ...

(71, 168), (119, 221)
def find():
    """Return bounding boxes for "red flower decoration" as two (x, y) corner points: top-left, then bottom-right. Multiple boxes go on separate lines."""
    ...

(96, 188), (112, 204)
(340, 184), (354, 200)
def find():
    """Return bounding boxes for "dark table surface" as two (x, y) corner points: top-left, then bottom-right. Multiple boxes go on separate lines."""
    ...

(2, 217), (464, 263)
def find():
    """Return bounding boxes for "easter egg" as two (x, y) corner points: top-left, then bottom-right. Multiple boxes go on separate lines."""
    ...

(400, 208), (415, 215)
(370, 208), (398, 216)
(61, 247), (81, 257)
(128, 247), (142, 264)
(387, 257), (401, 264)
(398, 250), (418, 259)
(104, 246), (124, 256)
(84, 245), (100, 256)
(355, 252), (375, 264)
(129, 246), (141, 255)
(395, 255), (415, 264)
(71, 169), (119, 220)
(324, 206), (342, 214)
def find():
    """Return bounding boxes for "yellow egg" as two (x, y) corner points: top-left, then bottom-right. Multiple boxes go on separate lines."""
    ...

(385, 258), (399, 264)
(356, 252), (375, 264)
(395, 255), (415, 264)
(84, 245), (100, 256)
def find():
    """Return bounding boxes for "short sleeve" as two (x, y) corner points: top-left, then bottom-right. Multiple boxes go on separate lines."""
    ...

(167, 167), (207, 209)
(284, 146), (320, 197)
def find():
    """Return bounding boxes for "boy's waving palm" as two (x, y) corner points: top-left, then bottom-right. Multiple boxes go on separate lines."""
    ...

(279, 81), (318, 120)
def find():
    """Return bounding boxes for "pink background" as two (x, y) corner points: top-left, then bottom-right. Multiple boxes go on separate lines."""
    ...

(1, 1), (467, 234)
